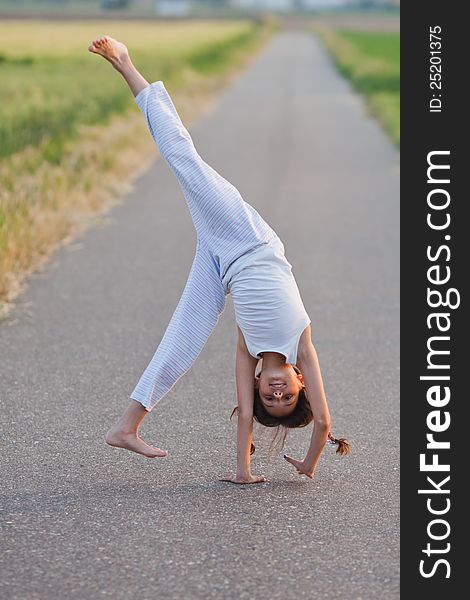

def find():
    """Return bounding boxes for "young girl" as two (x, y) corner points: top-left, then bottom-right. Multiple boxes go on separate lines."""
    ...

(88, 36), (350, 485)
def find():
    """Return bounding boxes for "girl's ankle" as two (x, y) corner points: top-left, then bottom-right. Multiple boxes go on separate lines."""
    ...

(114, 56), (133, 73)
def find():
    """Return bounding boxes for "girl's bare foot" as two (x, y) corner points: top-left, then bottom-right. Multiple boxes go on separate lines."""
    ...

(88, 35), (150, 97)
(105, 426), (168, 459)
(88, 35), (130, 71)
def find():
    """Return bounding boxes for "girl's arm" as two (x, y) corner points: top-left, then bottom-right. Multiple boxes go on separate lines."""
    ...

(220, 328), (266, 484)
(292, 340), (331, 477)
(235, 330), (258, 478)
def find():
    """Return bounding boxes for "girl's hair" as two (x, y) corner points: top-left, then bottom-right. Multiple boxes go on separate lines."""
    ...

(230, 365), (351, 457)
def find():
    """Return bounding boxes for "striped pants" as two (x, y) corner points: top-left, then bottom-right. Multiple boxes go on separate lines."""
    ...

(130, 81), (276, 411)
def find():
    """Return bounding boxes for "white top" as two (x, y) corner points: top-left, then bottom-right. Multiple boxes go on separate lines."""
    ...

(222, 235), (311, 365)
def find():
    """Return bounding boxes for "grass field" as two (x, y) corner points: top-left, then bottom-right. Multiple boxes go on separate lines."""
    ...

(315, 28), (400, 146)
(0, 19), (274, 308)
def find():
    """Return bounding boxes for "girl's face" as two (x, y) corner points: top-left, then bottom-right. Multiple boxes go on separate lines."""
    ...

(255, 366), (305, 417)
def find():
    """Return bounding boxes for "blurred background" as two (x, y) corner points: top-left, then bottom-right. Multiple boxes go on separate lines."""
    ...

(0, 0), (399, 310)
(0, 1), (400, 18)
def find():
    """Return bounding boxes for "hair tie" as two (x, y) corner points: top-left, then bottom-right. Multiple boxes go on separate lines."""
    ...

(326, 432), (337, 446)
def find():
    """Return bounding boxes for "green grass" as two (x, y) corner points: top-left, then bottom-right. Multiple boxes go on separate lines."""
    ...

(339, 31), (399, 61)
(316, 28), (400, 146)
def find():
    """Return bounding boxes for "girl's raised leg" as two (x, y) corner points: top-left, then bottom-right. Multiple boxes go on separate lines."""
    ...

(89, 35), (275, 276)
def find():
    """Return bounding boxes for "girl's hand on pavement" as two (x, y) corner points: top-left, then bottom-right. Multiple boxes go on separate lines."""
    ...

(283, 454), (315, 479)
(219, 474), (267, 484)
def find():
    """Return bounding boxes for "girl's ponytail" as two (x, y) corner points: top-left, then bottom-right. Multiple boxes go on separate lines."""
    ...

(327, 431), (351, 456)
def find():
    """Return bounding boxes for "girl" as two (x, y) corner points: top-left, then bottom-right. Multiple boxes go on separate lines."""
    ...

(88, 36), (350, 485)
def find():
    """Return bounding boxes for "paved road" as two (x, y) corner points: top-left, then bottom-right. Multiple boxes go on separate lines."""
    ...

(0, 30), (399, 599)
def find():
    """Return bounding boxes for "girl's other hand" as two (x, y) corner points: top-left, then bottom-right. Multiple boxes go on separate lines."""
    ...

(283, 454), (315, 479)
(219, 474), (267, 484)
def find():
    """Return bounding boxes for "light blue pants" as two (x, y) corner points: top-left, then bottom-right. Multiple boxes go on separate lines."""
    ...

(130, 81), (277, 411)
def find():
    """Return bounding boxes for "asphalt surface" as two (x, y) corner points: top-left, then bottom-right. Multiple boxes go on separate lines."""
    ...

(0, 30), (400, 599)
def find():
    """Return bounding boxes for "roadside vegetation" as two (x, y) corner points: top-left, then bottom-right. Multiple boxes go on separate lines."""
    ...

(0, 18), (276, 309)
(315, 27), (400, 146)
